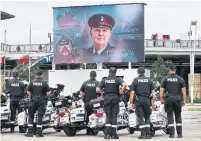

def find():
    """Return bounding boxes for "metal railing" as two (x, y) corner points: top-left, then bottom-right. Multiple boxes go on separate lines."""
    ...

(1, 39), (201, 53)
(0, 43), (53, 53)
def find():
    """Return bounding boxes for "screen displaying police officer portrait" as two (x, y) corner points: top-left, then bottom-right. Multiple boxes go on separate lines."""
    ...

(53, 3), (145, 64)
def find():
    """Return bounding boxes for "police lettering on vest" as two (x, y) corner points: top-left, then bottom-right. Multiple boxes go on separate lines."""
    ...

(131, 77), (154, 97)
(97, 77), (124, 94)
(80, 79), (99, 101)
(161, 74), (185, 95)
(167, 78), (178, 82)
(33, 82), (43, 86)
(9, 80), (25, 97)
(105, 80), (115, 83)
(28, 78), (50, 97)
(11, 83), (20, 87)
(86, 83), (96, 87)
(138, 79), (148, 83)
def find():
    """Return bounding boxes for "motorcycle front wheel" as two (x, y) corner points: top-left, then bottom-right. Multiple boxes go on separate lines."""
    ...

(63, 127), (76, 136)
(127, 127), (135, 134)
(19, 126), (27, 133)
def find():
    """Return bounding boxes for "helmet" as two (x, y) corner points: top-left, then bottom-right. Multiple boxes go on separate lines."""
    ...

(56, 81), (64, 85)
(55, 81), (65, 90)
(50, 84), (57, 89)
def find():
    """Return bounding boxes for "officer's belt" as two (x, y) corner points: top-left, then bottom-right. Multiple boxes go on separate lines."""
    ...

(31, 95), (45, 98)
(136, 94), (150, 97)
(104, 92), (118, 96)
(165, 93), (180, 96)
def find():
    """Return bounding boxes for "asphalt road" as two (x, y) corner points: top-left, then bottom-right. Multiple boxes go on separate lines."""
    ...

(1, 111), (201, 141)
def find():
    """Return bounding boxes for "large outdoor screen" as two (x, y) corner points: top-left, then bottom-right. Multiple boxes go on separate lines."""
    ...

(53, 3), (145, 64)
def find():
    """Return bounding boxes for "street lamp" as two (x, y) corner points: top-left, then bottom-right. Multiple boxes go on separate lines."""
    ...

(48, 33), (51, 52)
(189, 20), (198, 104)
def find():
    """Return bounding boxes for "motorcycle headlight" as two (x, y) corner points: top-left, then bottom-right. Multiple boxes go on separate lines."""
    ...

(55, 101), (62, 106)
(68, 99), (72, 103)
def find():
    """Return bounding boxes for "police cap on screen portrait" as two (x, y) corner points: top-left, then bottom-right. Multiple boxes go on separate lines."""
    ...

(88, 13), (115, 29)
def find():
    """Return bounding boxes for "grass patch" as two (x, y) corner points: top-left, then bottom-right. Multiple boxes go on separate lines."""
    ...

(187, 108), (201, 111)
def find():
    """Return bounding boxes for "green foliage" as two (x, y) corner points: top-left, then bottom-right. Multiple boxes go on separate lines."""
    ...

(193, 97), (201, 103)
(151, 56), (169, 86)
(186, 95), (201, 103)
(19, 67), (40, 82)
(186, 95), (191, 103)
(15, 64), (40, 82)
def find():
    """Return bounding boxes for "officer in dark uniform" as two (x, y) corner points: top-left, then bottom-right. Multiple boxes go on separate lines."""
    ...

(25, 70), (50, 137)
(8, 72), (25, 133)
(82, 13), (115, 63)
(80, 71), (99, 135)
(160, 65), (186, 138)
(130, 67), (156, 139)
(96, 67), (127, 139)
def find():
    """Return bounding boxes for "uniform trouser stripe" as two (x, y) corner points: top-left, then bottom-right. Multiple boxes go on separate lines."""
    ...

(176, 123), (182, 126)
(106, 124), (111, 127)
(112, 125), (117, 128)
(139, 125), (145, 128)
(145, 124), (150, 127)
(37, 125), (42, 128)
(168, 124), (174, 127)
(28, 124), (33, 127)
(10, 121), (15, 124)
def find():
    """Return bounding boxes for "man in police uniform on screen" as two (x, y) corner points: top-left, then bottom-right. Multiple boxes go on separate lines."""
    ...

(25, 70), (50, 137)
(8, 72), (25, 133)
(83, 13), (115, 62)
(130, 67), (156, 139)
(80, 71), (99, 135)
(96, 67), (127, 139)
(160, 65), (186, 138)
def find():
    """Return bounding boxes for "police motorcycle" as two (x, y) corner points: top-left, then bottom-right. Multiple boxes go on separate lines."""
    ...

(0, 91), (18, 131)
(61, 92), (90, 136)
(88, 89), (136, 135)
(1, 80), (30, 132)
(17, 81), (57, 133)
(17, 98), (55, 133)
(50, 83), (73, 133)
(150, 90), (168, 136)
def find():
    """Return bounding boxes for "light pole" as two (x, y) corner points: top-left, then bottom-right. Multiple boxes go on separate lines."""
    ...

(48, 33), (51, 52)
(29, 23), (32, 83)
(189, 20), (198, 104)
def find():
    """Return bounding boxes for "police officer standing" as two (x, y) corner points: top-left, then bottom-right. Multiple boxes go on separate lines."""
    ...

(25, 70), (50, 137)
(8, 72), (25, 133)
(130, 67), (156, 139)
(160, 65), (186, 138)
(96, 67), (127, 139)
(80, 71), (99, 135)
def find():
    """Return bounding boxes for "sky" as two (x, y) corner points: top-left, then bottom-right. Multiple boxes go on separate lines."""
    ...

(0, 0), (201, 45)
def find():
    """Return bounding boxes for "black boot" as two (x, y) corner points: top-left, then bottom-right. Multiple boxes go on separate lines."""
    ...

(168, 126), (175, 138)
(25, 127), (33, 137)
(176, 125), (182, 138)
(111, 127), (119, 139)
(145, 127), (152, 139)
(104, 126), (111, 140)
(36, 127), (44, 137)
(86, 127), (91, 135)
(138, 128), (146, 139)
(10, 124), (14, 133)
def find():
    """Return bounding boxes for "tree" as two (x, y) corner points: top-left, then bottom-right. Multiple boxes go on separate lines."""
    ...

(150, 56), (169, 87)
(14, 64), (40, 81)
(19, 67), (40, 82)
